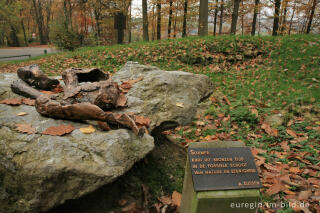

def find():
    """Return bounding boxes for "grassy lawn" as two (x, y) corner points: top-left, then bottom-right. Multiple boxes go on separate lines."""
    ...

(1, 35), (319, 212)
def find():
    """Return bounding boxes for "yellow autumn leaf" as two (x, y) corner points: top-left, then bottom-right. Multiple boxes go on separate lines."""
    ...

(17, 112), (28, 116)
(80, 125), (96, 134)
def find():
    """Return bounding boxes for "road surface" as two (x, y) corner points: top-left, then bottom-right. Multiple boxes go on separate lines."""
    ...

(0, 46), (59, 62)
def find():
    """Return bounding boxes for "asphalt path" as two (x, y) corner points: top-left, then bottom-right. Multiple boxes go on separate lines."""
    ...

(0, 46), (59, 62)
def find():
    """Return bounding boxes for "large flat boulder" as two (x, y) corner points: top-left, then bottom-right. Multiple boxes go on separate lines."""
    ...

(112, 62), (214, 134)
(0, 62), (213, 213)
(0, 74), (154, 213)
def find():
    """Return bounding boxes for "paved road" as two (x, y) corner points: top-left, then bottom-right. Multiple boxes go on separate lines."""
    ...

(0, 46), (59, 62)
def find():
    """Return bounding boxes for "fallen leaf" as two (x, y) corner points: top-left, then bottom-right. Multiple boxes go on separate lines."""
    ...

(17, 112), (28, 116)
(172, 191), (182, 207)
(289, 167), (301, 174)
(42, 125), (75, 136)
(22, 98), (35, 106)
(195, 121), (205, 126)
(120, 82), (132, 93)
(40, 90), (55, 95)
(280, 141), (290, 151)
(157, 196), (172, 205)
(176, 102), (184, 108)
(117, 93), (127, 107)
(250, 108), (259, 117)
(0, 98), (22, 106)
(51, 85), (64, 93)
(223, 96), (231, 105)
(126, 77), (144, 85)
(210, 96), (217, 103)
(119, 199), (128, 206)
(286, 128), (297, 138)
(97, 121), (111, 131)
(298, 190), (312, 200)
(15, 123), (36, 134)
(307, 178), (320, 186)
(134, 115), (151, 126)
(261, 123), (278, 137)
(80, 125), (96, 134)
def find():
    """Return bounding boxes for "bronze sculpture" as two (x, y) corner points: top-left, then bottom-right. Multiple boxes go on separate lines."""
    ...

(11, 65), (145, 136)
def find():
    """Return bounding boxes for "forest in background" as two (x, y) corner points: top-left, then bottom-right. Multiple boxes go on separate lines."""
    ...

(0, 0), (319, 50)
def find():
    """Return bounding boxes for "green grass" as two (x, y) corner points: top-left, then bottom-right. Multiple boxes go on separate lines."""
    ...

(1, 34), (319, 212)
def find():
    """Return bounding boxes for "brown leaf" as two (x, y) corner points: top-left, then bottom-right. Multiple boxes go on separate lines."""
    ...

(157, 196), (172, 205)
(286, 128), (297, 138)
(298, 190), (312, 201)
(266, 182), (284, 196)
(22, 98), (35, 106)
(210, 96), (217, 103)
(42, 125), (75, 136)
(117, 93), (127, 107)
(222, 96), (231, 105)
(126, 77), (144, 85)
(172, 191), (182, 207)
(15, 123), (36, 134)
(51, 84), (64, 93)
(280, 141), (290, 151)
(289, 167), (301, 174)
(134, 115), (151, 127)
(120, 82), (132, 93)
(250, 108), (259, 117)
(40, 90), (55, 95)
(261, 123), (278, 137)
(0, 98), (22, 106)
(97, 121), (111, 131)
(307, 178), (320, 186)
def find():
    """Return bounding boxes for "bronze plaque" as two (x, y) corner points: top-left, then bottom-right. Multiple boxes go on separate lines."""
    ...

(188, 147), (262, 191)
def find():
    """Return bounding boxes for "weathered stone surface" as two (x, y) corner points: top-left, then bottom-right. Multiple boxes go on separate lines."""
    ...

(0, 62), (213, 213)
(265, 114), (284, 127)
(112, 62), (214, 134)
(0, 74), (154, 213)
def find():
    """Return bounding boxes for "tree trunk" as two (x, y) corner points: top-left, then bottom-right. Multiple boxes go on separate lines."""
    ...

(168, 0), (173, 38)
(63, 0), (69, 28)
(8, 26), (20, 47)
(306, 0), (317, 34)
(142, 0), (149, 41)
(251, 0), (259, 35)
(288, 3), (296, 35)
(94, 9), (101, 43)
(231, 0), (241, 34)
(272, 0), (281, 36)
(129, 1), (132, 43)
(173, 5), (177, 38)
(198, 0), (208, 36)
(156, 0), (161, 40)
(219, 0), (224, 34)
(213, 0), (218, 36)
(241, 0), (244, 35)
(21, 20), (28, 46)
(152, 5), (155, 40)
(281, 4), (288, 34)
(32, 0), (47, 44)
(182, 0), (188, 37)
(20, 10), (28, 46)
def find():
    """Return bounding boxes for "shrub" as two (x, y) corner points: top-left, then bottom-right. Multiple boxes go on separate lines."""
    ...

(50, 22), (81, 51)
(230, 107), (258, 126)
